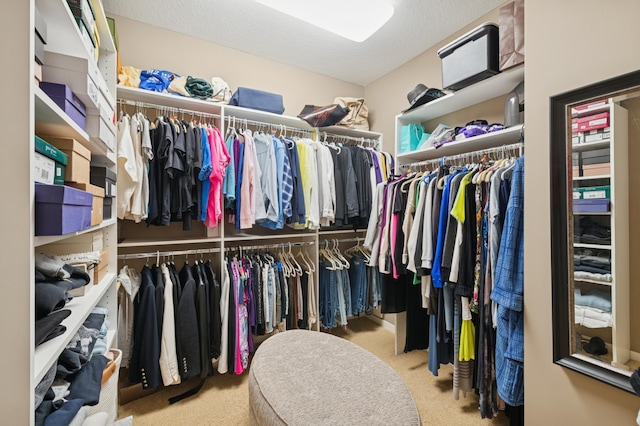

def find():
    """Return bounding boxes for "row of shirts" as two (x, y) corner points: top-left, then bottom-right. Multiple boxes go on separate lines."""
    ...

(219, 253), (317, 375)
(363, 156), (525, 417)
(117, 114), (393, 233)
(117, 251), (318, 390)
(118, 114), (230, 230)
(223, 129), (394, 230)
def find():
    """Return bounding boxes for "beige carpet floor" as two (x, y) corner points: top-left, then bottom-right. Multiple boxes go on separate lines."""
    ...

(117, 317), (511, 425)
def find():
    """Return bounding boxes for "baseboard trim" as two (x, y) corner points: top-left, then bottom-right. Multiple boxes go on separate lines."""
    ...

(365, 314), (395, 333)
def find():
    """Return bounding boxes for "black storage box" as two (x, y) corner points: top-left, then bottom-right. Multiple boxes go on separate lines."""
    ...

(90, 166), (116, 198)
(103, 196), (113, 220)
(437, 22), (500, 91)
(34, 6), (47, 65)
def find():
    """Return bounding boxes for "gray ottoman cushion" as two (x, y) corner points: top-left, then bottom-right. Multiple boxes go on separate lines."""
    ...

(249, 329), (420, 425)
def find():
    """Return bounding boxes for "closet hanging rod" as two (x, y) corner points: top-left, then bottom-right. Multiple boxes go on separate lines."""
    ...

(320, 131), (380, 149)
(117, 99), (222, 120)
(117, 247), (221, 261)
(224, 115), (312, 135)
(224, 241), (315, 252)
(320, 237), (364, 245)
(400, 141), (524, 170)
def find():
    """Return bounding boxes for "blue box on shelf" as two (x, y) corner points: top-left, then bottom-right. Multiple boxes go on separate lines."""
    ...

(39, 82), (87, 130)
(35, 183), (93, 235)
(573, 198), (610, 213)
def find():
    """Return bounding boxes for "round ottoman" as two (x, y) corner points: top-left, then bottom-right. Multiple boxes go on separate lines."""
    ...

(248, 329), (420, 425)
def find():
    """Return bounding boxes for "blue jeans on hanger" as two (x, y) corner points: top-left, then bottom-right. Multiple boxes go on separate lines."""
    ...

(350, 256), (367, 315)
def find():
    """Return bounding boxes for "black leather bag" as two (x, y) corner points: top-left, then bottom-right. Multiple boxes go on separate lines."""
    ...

(297, 104), (350, 127)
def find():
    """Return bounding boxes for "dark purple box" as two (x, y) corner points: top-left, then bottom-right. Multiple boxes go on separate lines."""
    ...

(35, 183), (93, 235)
(39, 82), (87, 130)
(573, 198), (610, 213)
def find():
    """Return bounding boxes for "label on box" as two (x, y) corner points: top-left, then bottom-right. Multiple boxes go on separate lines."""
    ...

(34, 152), (55, 184)
(583, 190), (607, 199)
(573, 191), (581, 199)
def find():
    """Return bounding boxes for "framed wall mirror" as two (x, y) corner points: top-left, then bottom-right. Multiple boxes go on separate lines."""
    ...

(550, 70), (640, 392)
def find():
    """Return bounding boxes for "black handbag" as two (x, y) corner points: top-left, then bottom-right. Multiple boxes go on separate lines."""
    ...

(297, 104), (350, 127)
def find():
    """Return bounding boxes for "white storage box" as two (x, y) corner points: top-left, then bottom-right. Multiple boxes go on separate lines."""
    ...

(34, 151), (56, 185)
(43, 52), (101, 112)
(87, 113), (115, 152)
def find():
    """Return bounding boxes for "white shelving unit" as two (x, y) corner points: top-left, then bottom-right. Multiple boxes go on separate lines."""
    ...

(571, 102), (630, 370)
(392, 67), (525, 355)
(3, 0), (120, 422)
(115, 85), (383, 336)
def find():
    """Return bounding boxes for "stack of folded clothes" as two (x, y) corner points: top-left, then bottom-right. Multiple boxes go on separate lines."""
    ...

(574, 217), (611, 245)
(35, 308), (111, 425)
(574, 288), (612, 328)
(574, 249), (612, 283)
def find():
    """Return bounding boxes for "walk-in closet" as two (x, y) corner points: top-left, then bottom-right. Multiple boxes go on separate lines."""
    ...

(6, 0), (640, 425)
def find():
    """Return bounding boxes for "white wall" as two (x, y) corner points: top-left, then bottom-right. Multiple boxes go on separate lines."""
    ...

(111, 14), (365, 118)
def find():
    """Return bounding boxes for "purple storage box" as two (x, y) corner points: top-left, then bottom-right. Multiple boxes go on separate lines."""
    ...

(39, 82), (87, 130)
(573, 198), (610, 213)
(35, 183), (93, 235)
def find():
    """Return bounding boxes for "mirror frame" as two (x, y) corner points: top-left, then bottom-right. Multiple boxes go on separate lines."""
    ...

(550, 69), (640, 393)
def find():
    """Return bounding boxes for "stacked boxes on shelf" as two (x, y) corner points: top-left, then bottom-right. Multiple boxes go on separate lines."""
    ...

(34, 6), (47, 82)
(67, 0), (98, 61)
(42, 51), (116, 152)
(573, 185), (611, 213)
(35, 183), (93, 235)
(90, 166), (116, 220)
(34, 136), (67, 185)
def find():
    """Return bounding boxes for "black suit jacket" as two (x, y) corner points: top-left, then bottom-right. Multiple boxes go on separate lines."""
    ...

(177, 263), (201, 379)
(129, 266), (161, 389)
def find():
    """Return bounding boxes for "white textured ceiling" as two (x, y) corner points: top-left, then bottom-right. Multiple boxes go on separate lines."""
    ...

(103, 0), (504, 86)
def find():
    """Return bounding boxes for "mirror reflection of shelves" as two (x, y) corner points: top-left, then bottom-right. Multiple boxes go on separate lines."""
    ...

(570, 101), (630, 372)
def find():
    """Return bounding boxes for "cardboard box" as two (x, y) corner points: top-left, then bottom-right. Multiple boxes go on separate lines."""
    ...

(43, 51), (100, 112)
(94, 250), (109, 284)
(574, 99), (608, 112)
(67, 0), (95, 39)
(90, 166), (116, 197)
(39, 82), (87, 129)
(35, 136), (67, 185)
(574, 198), (610, 213)
(67, 263), (93, 297)
(574, 185), (611, 199)
(576, 112), (610, 132)
(36, 230), (103, 255)
(44, 136), (91, 184)
(103, 196), (113, 220)
(86, 105), (116, 152)
(34, 6), (47, 44)
(106, 17), (119, 50)
(582, 163), (610, 177)
(35, 183), (92, 235)
(34, 61), (43, 83)
(68, 182), (104, 226)
(584, 127), (611, 144)
(34, 152), (56, 185)
(581, 148), (609, 166)
(572, 165), (580, 177)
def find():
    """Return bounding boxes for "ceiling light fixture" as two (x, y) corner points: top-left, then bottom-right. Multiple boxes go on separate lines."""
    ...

(254, 0), (395, 42)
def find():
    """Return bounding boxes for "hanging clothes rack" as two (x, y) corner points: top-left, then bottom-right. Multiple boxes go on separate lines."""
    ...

(224, 114), (313, 136)
(400, 141), (524, 171)
(224, 241), (315, 252)
(117, 247), (221, 261)
(320, 131), (380, 150)
(117, 98), (222, 121)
